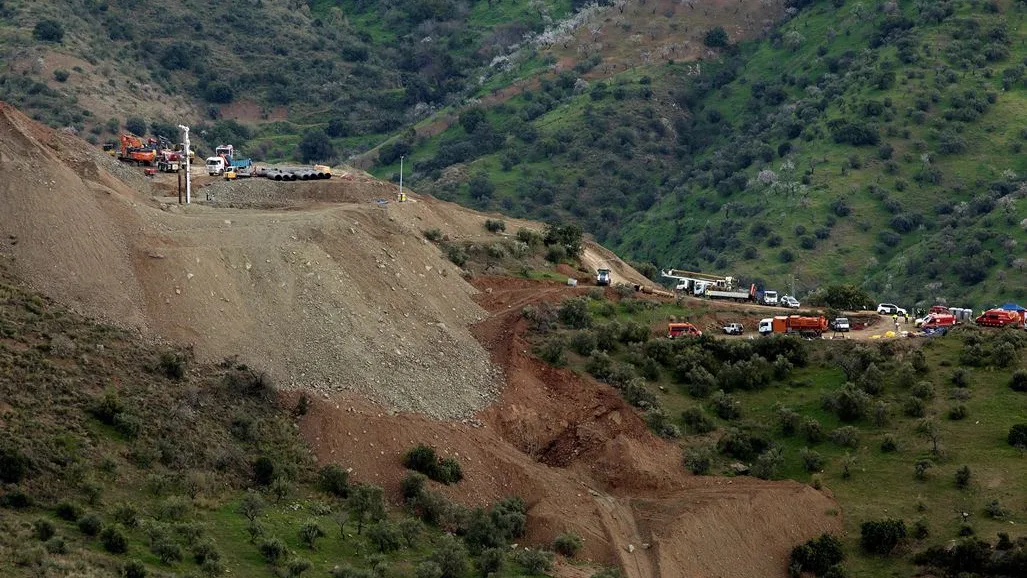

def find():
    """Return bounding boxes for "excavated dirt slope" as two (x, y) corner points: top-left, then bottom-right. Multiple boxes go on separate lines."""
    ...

(0, 102), (842, 576)
(0, 103), (506, 418)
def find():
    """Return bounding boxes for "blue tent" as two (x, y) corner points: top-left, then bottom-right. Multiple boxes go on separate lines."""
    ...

(999, 303), (1027, 312)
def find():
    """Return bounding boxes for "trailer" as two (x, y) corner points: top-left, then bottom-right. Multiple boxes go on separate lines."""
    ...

(661, 268), (735, 295)
(705, 284), (757, 303)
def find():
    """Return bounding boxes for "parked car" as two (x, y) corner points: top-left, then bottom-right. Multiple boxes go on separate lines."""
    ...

(921, 314), (957, 330)
(877, 303), (907, 316)
(722, 323), (744, 335)
(830, 317), (850, 332)
(975, 309), (1022, 328)
(781, 295), (800, 309)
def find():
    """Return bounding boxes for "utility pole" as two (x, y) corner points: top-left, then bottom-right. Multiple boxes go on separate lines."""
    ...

(398, 155), (406, 202)
(178, 124), (191, 204)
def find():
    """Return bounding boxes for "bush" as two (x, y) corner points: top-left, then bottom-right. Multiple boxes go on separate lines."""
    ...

(53, 69), (70, 82)
(299, 521), (326, 549)
(711, 390), (741, 420)
(484, 219), (506, 233)
(158, 352), (187, 380)
(445, 244), (469, 268)
(683, 446), (712, 475)
(824, 384), (871, 422)
(515, 548), (553, 575)
(903, 396), (926, 418)
(681, 407), (714, 434)
(78, 513), (103, 536)
(553, 533), (583, 557)
(790, 533), (845, 576)
(477, 548), (504, 576)
(954, 465), (972, 489)
(880, 434), (898, 453)
(402, 445), (463, 484)
(123, 560), (147, 578)
(259, 537), (287, 563)
(752, 447), (784, 480)
(252, 456), (276, 486)
(1008, 424), (1027, 448)
(33, 518), (55, 541)
(368, 521), (402, 553)
(985, 499), (1011, 519)
(423, 228), (443, 242)
(914, 459), (933, 481)
(152, 539), (184, 564)
(803, 418), (824, 444)
(101, 524), (129, 554)
(55, 501), (81, 521)
(704, 26), (729, 47)
(800, 448), (824, 473)
(33, 19), (65, 42)
(948, 404), (968, 420)
(317, 464), (350, 498)
(828, 426), (860, 449)
(860, 519), (906, 555)
(557, 298), (592, 329)
(1010, 370), (1027, 392)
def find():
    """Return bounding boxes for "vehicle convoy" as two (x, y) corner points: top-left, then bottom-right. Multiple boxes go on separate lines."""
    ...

(722, 323), (744, 335)
(975, 309), (1023, 328)
(668, 322), (702, 338)
(596, 268), (611, 286)
(830, 317), (850, 332)
(877, 303), (907, 315)
(758, 315), (828, 337)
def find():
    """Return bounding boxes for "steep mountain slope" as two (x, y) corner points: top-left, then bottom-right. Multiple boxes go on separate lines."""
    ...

(380, 0), (1027, 307)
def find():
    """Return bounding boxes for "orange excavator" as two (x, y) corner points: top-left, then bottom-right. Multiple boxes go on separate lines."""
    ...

(118, 134), (157, 165)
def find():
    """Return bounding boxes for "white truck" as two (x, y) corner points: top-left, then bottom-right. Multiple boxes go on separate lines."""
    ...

(596, 268), (611, 286)
(761, 290), (779, 306)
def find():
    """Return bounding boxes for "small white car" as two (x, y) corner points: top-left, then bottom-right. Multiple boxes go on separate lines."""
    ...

(877, 303), (907, 316)
(831, 317), (850, 332)
(781, 295), (800, 309)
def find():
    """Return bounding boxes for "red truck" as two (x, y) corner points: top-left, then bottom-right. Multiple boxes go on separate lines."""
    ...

(975, 309), (1023, 328)
(758, 315), (828, 337)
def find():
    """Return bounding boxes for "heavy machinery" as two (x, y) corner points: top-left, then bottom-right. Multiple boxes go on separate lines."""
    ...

(206, 144), (252, 176)
(102, 143), (117, 157)
(595, 268), (611, 286)
(704, 284), (757, 302)
(155, 149), (182, 173)
(118, 134), (157, 165)
(662, 268), (735, 295)
(758, 315), (828, 337)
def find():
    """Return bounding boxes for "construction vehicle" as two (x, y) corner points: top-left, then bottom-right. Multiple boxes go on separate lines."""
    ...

(205, 144), (252, 176)
(155, 149), (182, 173)
(662, 268), (735, 295)
(704, 284), (758, 303)
(758, 315), (828, 337)
(102, 143), (117, 157)
(118, 134), (157, 165)
(596, 268), (612, 286)
(668, 322), (702, 338)
(761, 290), (779, 306)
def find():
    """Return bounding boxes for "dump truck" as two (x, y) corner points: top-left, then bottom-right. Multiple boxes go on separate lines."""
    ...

(596, 268), (611, 286)
(704, 284), (757, 303)
(206, 144), (252, 176)
(758, 315), (828, 337)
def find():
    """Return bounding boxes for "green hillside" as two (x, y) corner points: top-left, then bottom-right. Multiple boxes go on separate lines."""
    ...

(0, 0), (570, 157)
(522, 290), (1027, 577)
(372, 0), (1027, 307)
(0, 265), (559, 578)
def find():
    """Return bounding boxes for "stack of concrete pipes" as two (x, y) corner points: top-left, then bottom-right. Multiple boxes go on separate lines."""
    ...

(261, 167), (332, 181)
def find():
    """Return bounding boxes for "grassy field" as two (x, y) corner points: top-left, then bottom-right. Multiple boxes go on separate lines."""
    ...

(522, 290), (1027, 576)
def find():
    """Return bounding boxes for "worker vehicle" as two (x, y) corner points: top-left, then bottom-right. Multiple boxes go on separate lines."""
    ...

(668, 322), (702, 338)
(877, 303), (907, 315)
(662, 269), (735, 295)
(102, 143), (117, 157)
(206, 144), (252, 176)
(758, 315), (828, 337)
(155, 150), (181, 172)
(920, 313), (958, 330)
(781, 295), (800, 309)
(975, 309), (1022, 328)
(118, 134), (157, 165)
(596, 268), (611, 286)
(830, 317), (850, 332)
(722, 323), (744, 335)
(761, 290), (779, 306)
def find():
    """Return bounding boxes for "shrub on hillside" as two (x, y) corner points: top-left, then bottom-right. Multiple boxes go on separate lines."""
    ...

(402, 445), (463, 485)
(1008, 424), (1027, 448)
(710, 390), (741, 420)
(1011, 370), (1027, 392)
(681, 407), (714, 434)
(703, 26), (729, 47)
(683, 445), (713, 475)
(100, 524), (129, 554)
(790, 533), (845, 577)
(484, 219), (506, 233)
(861, 519), (907, 555)
(553, 533), (583, 557)
(77, 513), (103, 536)
(33, 19), (64, 42)
(423, 228), (443, 242)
